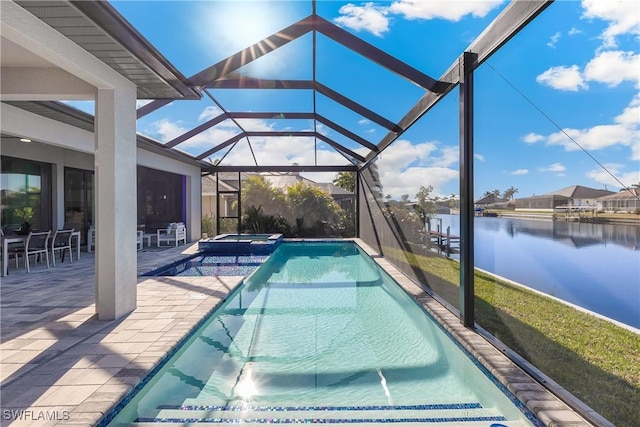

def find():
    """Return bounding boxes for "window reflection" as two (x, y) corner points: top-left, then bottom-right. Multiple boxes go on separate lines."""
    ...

(1, 156), (51, 233)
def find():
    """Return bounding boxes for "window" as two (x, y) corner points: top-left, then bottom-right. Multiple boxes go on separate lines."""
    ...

(1, 156), (52, 232)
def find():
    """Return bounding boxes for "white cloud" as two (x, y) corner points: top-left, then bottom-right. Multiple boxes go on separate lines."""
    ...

(523, 94), (640, 161)
(536, 95), (640, 157)
(198, 106), (223, 122)
(540, 163), (566, 173)
(377, 166), (459, 200)
(586, 163), (640, 190)
(389, 0), (503, 21)
(511, 169), (529, 175)
(523, 133), (545, 144)
(536, 65), (587, 91)
(429, 146), (458, 168)
(333, 0), (503, 36)
(568, 27), (582, 36)
(474, 153), (485, 161)
(334, 3), (390, 36)
(547, 31), (561, 48)
(582, 0), (640, 49)
(358, 118), (371, 125)
(372, 140), (459, 197)
(584, 50), (640, 88)
(376, 139), (438, 171)
(148, 118), (187, 143)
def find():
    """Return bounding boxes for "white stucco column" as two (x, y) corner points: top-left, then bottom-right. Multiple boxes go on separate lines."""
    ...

(95, 86), (137, 320)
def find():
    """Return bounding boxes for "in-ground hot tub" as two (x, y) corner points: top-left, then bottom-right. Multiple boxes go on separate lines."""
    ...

(198, 233), (283, 255)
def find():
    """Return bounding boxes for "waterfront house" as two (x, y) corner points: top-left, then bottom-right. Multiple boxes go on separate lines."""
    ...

(597, 188), (640, 213)
(516, 185), (614, 212)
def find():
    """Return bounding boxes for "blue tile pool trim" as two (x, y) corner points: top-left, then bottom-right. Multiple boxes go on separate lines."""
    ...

(199, 233), (283, 255)
(141, 253), (200, 276)
(135, 416), (508, 424)
(142, 254), (270, 277)
(157, 403), (484, 411)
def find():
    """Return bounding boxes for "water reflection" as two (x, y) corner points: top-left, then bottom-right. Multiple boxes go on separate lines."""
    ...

(502, 219), (640, 251)
(438, 215), (640, 328)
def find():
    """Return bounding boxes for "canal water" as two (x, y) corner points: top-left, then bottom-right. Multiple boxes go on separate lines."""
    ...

(434, 215), (640, 329)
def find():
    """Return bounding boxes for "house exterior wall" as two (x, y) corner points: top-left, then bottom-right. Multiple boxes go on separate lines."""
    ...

(1, 108), (202, 242)
(600, 198), (640, 213)
(515, 195), (570, 211)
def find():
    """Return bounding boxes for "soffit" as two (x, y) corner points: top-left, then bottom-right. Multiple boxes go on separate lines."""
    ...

(2, 100), (204, 168)
(13, 0), (199, 100)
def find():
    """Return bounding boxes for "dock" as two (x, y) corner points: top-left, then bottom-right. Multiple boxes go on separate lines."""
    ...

(425, 218), (459, 256)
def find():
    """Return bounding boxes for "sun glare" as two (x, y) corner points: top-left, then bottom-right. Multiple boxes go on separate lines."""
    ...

(235, 369), (259, 400)
(195, 2), (311, 78)
(200, 2), (294, 57)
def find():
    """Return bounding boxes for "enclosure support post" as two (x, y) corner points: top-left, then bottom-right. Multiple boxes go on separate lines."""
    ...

(215, 172), (220, 236)
(459, 51), (477, 328)
(355, 170), (360, 237)
(236, 172), (242, 234)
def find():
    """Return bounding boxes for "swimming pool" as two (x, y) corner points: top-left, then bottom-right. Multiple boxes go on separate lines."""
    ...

(103, 242), (541, 426)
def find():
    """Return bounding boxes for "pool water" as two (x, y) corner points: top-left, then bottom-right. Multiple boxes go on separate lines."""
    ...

(105, 242), (540, 426)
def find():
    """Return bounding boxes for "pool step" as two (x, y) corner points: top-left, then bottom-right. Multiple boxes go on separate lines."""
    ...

(131, 402), (527, 426)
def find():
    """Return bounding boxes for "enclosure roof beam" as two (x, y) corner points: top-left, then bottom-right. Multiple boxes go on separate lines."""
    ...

(196, 133), (245, 160)
(196, 130), (365, 163)
(138, 15), (316, 118)
(165, 113), (228, 148)
(228, 112), (315, 120)
(314, 82), (401, 132)
(313, 15), (447, 93)
(243, 131), (363, 163)
(227, 111), (377, 152)
(208, 78), (313, 90)
(315, 114), (378, 152)
(204, 165), (357, 173)
(207, 78), (399, 133)
(362, 0), (554, 167)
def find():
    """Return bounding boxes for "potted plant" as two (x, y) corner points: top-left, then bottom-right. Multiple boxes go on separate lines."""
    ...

(14, 207), (34, 234)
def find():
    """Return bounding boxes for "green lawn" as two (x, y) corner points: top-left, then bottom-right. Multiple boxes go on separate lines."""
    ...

(386, 247), (640, 427)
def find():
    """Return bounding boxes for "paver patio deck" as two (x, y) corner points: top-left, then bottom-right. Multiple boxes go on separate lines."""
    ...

(0, 240), (594, 426)
(1, 243), (244, 426)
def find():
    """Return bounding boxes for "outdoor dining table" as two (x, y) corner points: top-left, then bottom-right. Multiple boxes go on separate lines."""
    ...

(1, 230), (81, 276)
(2, 235), (27, 277)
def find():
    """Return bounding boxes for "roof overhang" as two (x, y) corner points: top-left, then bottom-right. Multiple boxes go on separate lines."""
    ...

(13, 0), (200, 100)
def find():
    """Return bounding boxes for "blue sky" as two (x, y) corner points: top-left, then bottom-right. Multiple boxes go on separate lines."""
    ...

(75, 1), (639, 200)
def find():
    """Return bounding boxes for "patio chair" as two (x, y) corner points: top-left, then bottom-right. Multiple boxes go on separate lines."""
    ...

(89, 227), (144, 251)
(157, 222), (187, 247)
(50, 229), (74, 266)
(87, 226), (95, 252)
(25, 231), (51, 273)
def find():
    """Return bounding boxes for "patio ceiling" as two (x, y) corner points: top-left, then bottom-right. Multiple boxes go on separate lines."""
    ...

(7, 0), (553, 174)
